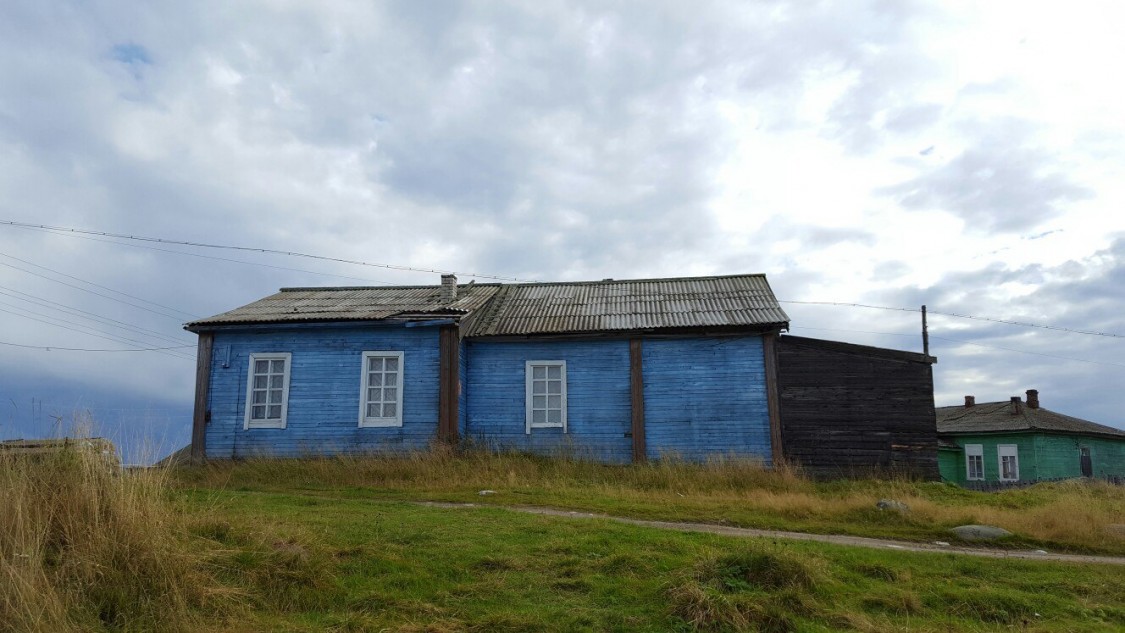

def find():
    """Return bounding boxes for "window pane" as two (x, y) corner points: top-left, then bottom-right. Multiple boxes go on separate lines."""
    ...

(547, 381), (561, 394)
(532, 409), (546, 424)
(547, 366), (561, 379)
(548, 395), (561, 409)
(369, 373), (382, 387)
(367, 388), (379, 402)
(255, 360), (268, 374)
(383, 403), (396, 417)
(269, 390), (282, 404)
(533, 381), (546, 394)
(254, 375), (267, 389)
(252, 405), (266, 419)
(384, 373), (398, 387)
(270, 375), (283, 389)
(369, 357), (382, 372)
(533, 395), (546, 409)
(367, 403), (379, 418)
(383, 388), (397, 402)
(547, 409), (561, 424)
(533, 366), (546, 379)
(270, 360), (285, 374)
(268, 405), (282, 419)
(385, 357), (398, 371)
(252, 390), (266, 404)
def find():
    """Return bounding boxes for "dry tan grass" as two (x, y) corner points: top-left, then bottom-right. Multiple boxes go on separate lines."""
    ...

(0, 441), (211, 632)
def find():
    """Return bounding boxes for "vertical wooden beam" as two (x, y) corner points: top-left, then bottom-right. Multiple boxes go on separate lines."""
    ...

(629, 338), (646, 462)
(438, 325), (460, 443)
(762, 332), (784, 466)
(190, 332), (214, 463)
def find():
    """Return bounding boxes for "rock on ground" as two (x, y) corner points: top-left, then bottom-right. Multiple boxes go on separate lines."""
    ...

(951, 524), (1013, 541)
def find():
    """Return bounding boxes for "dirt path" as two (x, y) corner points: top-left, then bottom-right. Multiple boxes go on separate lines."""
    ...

(416, 501), (1125, 566)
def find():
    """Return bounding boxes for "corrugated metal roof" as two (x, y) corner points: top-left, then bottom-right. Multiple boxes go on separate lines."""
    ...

(463, 274), (789, 336)
(186, 284), (501, 328)
(936, 401), (1125, 439)
(186, 274), (790, 335)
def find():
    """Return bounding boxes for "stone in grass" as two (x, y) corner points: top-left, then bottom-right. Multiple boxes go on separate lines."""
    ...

(951, 525), (1013, 541)
(876, 499), (910, 514)
(479, 490), (497, 496)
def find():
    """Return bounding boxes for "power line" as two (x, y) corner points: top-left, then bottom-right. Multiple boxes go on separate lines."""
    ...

(0, 339), (194, 353)
(780, 300), (1125, 339)
(0, 306), (195, 360)
(0, 284), (193, 347)
(0, 251), (197, 318)
(13, 224), (398, 285)
(0, 257), (194, 322)
(0, 219), (540, 283)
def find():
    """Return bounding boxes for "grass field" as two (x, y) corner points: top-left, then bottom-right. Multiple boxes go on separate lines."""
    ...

(5, 447), (1125, 631)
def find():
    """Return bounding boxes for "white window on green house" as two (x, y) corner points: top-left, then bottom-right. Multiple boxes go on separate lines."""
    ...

(965, 444), (984, 480)
(245, 353), (291, 429)
(525, 360), (566, 434)
(359, 351), (404, 427)
(998, 444), (1019, 482)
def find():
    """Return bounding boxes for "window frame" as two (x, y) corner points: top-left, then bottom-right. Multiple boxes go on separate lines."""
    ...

(525, 360), (567, 434)
(997, 444), (1020, 482)
(964, 444), (984, 481)
(244, 352), (292, 430)
(358, 351), (405, 428)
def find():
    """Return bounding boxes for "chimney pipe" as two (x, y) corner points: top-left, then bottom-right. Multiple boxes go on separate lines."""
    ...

(1010, 396), (1022, 415)
(1026, 389), (1039, 409)
(964, 395), (975, 407)
(440, 274), (457, 303)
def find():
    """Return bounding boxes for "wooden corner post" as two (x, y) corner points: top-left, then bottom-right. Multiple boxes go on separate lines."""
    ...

(438, 325), (460, 443)
(191, 332), (214, 463)
(629, 339), (646, 462)
(762, 332), (784, 466)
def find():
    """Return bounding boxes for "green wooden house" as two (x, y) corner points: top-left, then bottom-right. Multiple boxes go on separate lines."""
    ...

(936, 390), (1125, 486)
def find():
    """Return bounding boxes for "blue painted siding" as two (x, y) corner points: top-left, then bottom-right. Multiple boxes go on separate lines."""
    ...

(642, 336), (772, 464)
(464, 339), (632, 462)
(204, 325), (440, 458)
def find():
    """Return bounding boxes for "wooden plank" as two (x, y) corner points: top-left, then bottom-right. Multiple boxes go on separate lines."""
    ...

(191, 332), (214, 463)
(763, 332), (783, 466)
(630, 338), (646, 462)
(438, 325), (459, 443)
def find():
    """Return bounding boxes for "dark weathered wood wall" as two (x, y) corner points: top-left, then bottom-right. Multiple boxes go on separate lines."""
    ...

(777, 336), (939, 479)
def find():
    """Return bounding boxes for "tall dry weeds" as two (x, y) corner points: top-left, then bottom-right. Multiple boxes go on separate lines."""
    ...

(0, 443), (210, 632)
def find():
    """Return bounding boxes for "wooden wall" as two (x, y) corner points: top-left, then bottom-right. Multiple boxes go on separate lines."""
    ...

(205, 324), (442, 458)
(642, 336), (772, 463)
(777, 336), (939, 478)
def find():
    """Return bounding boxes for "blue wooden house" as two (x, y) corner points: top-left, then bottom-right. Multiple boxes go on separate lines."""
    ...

(185, 274), (791, 464)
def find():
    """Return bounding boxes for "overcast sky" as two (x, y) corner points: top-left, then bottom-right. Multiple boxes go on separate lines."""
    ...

(2, 1), (1124, 461)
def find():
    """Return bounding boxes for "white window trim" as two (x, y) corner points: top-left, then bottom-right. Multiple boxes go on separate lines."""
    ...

(244, 352), (291, 430)
(964, 444), (984, 481)
(525, 360), (567, 434)
(358, 351), (405, 428)
(998, 444), (1020, 482)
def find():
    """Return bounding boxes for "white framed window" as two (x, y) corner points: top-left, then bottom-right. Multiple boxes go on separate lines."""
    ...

(359, 351), (404, 427)
(525, 360), (566, 434)
(998, 445), (1020, 482)
(244, 353), (291, 429)
(965, 444), (984, 481)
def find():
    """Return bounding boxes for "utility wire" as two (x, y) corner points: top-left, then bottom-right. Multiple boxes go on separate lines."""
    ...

(0, 251), (197, 318)
(12, 224), (398, 285)
(0, 306), (195, 360)
(0, 258), (193, 322)
(0, 339), (194, 353)
(0, 219), (540, 283)
(781, 300), (1125, 339)
(0, 285), (193, 346)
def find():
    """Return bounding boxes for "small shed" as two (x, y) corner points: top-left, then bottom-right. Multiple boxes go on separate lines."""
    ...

(776, 336), (939, 479)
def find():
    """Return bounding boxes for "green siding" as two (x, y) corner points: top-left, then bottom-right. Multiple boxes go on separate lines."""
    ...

(940, 432), (1125, 484)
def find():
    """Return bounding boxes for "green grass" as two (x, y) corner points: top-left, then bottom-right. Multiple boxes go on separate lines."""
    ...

(173, 451), (1125, 555)
(177, 487), (1125, 632)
